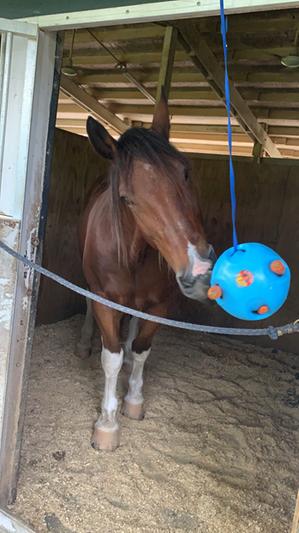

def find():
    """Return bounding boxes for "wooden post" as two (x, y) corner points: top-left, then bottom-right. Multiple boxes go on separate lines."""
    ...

(252, 123), (268, 161)
(156, 26), (177, 103)
(0, 26), (60, 505)
(291, 491), (299, 533)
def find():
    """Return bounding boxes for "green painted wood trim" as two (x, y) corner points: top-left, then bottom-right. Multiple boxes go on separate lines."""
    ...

(0, 0), (170, 20)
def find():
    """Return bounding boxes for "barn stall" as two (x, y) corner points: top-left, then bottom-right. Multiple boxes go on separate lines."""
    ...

(0, 3), (299, 532)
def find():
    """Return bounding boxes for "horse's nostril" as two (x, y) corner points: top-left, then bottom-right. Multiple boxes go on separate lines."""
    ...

(178, 275), (195, 289)
(178, 268), (212, 289)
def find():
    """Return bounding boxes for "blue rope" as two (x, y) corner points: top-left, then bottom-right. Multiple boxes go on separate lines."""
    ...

(220, 0), (238, 251)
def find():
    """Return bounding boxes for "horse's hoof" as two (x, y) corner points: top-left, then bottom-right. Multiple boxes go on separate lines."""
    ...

(76, 343), (91, 360)
(91, 426), (120, 451)
(123, 400), (144, 420)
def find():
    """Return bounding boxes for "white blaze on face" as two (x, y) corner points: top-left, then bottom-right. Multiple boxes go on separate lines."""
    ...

(187, 242), (211, 277)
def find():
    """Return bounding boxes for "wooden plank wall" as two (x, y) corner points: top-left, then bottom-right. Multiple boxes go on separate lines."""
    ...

(37, 129), (299, 353)
(36, 129), (108, 324)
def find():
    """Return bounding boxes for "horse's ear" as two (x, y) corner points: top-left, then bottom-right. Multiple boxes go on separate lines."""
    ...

(86, 116), (117, 160)
(151, 87), (170, 140)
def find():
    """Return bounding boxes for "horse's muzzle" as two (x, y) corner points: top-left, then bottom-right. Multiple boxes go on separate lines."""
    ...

(176, 269), (212, 301)
(176, 244), (216, 301)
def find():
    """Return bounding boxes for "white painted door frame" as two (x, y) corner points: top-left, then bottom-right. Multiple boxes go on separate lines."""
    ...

(0, 20), (61, 504)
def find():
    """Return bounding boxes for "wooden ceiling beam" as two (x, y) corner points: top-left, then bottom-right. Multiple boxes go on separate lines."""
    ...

(60, 128), (87, 136)
(237, 81), (299, 90)
(56, 118), (85, 126)
(63, 25), (165, 47)
(269, 126), (299, 137)
(55, 116), (299, 141)
(230, 47), (298, 61)
(175, 143), (253, 155)
(177, 23), (281, 158)
(71, 53), (297, 70)
(69, 40), (176, 57)
(88, 88), (218, 100)
(60, 74), (128, 135)
(241, 90), (299, 105)
(106, 113), (299, 129)
(68, 45), (296, 66)
(89, 87), (299, 105)
(67, 50), (188, 67)
(77, 68), (198, 86)
(171, 124), (299, 137)
(104, 103), (299, 121)
(80, 80), (299, 91)
(101, 104), (227, 117)
(193, 11), (299, 34)
(171, 124), (241, 134)
(77, 68), (299, 88)
(60, 90), (299, 109)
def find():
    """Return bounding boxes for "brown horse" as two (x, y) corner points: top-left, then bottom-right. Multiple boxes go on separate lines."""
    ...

(78, 95), (215, 451)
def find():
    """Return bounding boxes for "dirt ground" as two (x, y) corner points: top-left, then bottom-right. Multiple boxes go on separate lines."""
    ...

(11, 315), (299, 533)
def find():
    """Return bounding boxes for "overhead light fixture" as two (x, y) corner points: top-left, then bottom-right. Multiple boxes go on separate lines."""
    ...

(281, 30), (299, 68)
(61, 65), (77, 77)
(61, 30), (77, 77)
(281, 55), (299, 68)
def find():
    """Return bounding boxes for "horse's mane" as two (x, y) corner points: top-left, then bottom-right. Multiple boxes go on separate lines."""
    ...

(108, 127), (190, 267)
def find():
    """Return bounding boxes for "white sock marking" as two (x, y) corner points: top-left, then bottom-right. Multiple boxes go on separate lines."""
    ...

(96, 346), (123, 430)
(125, 348), (151, 405)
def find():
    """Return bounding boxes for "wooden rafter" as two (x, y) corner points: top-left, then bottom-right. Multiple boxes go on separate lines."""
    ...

(177, 23), (282, 158)
(63, 24), (165, 46)
(60, 74), (128, 135)
(56, 15), (299, 158)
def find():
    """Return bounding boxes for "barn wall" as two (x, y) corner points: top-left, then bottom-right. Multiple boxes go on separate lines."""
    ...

(37, 130), (299, 353)
(36, 129), (108, 324)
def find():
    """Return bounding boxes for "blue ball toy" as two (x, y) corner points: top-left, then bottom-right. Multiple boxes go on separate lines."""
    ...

(208, 243), (290, 321)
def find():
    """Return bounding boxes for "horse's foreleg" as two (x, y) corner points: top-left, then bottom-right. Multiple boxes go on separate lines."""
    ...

(123, 303), (167, 420)
(76, 298), (94, 359)
(123, 347), (151, 420)
(123, 316), (139, 367)
(91, 302), (123, 451)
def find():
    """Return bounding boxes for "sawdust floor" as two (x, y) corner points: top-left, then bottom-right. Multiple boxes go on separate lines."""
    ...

(11, 315), (299, 533)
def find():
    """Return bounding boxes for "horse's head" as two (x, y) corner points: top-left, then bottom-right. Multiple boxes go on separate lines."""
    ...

(86, 95), (215, 301)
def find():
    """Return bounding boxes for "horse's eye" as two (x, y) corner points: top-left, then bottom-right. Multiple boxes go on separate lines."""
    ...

(184, 169), (189, 181)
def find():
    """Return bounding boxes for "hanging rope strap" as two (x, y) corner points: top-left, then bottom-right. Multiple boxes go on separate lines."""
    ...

(1, 240), (299, 340)
(220, 0), (238, 251)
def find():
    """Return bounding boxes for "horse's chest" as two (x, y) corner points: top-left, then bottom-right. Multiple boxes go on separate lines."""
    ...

(133, 250), (175, 307)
